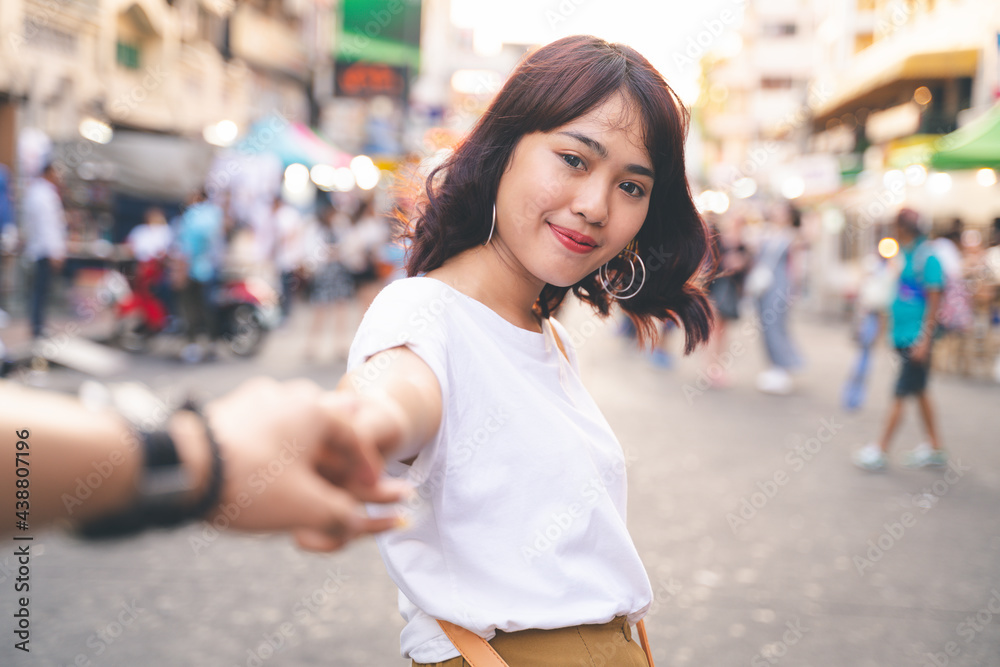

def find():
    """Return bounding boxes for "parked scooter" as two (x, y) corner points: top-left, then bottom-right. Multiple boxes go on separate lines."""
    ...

(109, 260), (279, 358)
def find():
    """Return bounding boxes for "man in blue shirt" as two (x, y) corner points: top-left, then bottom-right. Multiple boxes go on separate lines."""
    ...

(175, 191), (224, 362)
(854, 208), (947, 471)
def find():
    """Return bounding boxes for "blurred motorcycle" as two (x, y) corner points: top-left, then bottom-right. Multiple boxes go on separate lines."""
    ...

(108, 260), (279, 358)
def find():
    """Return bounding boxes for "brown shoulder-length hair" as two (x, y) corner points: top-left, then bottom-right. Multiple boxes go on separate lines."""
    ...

(403, 34), (713, 352)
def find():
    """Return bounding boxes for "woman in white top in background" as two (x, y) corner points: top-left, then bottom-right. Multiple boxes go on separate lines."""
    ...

(335, 35), (713, 666)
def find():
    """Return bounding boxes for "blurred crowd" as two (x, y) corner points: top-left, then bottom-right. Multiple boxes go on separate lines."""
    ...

(3, 158), (1000, 387)
(0, 161), (403, 368)
(624, 199), (1000, 394)
(144, 188), (401, 363)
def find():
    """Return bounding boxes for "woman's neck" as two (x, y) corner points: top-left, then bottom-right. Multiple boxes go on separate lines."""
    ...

(426, 244), (545, 333)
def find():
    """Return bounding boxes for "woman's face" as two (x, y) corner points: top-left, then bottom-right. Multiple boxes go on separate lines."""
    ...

(493, 94), (654, 288)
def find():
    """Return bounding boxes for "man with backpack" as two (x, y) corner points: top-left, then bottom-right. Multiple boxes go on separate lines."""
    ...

(854, 208), (948, 472)
(933, 220), (974, 335)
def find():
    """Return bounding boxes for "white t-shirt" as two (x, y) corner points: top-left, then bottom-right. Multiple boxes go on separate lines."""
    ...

(348, 277), (653, 663)
(932, 238), (963, 281)
(127, 224), (172, 262)
(22, 178), (66, 261)
(275, 204), (305, 272)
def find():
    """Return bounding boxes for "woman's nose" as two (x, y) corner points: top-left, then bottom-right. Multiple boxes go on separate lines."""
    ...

(570, 183), (608, 227)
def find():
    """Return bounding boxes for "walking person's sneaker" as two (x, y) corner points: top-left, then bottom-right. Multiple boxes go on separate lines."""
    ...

(852, 443), (887, 472)
(903, 443), (948, 468)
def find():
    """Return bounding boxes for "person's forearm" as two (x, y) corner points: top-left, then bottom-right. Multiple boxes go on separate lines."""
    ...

(1, 384), (211, 533)
(919, 290), (943, 344)
(337, 348), (442, 463)
(2, 377), (408, 549)
(2, 384), (141, 530)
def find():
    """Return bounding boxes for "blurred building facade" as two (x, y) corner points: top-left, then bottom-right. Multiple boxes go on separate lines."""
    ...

(699, 0), (823, 198)
(808, 0), (1000, 309)
(0, 0), (344, 270)
(0, 0), (336, 313)
(0, 0), (331, 192)
(698, 0), (1000, 313)
(809, 0), (1000, 227)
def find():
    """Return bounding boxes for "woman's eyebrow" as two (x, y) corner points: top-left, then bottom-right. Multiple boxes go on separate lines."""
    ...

(626, 163), (655, 179)
(557, 130), (654, 179)
(558, 130), (607, 158)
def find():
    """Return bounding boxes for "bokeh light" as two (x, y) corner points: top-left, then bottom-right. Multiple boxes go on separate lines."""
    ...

(878, 237), (899, 259)
(79, 118), (113, 144)
(927, 171), (953, 195)
(350, 155), (381, 190)
(976, 168), (996, 187)
(310, 164), (336, 191)
(283, 163), (311, 193)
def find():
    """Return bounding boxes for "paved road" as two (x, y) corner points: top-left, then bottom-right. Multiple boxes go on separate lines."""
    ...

(2, 299), (999, 667)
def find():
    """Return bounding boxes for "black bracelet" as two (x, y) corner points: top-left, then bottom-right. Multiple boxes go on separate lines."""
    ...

(78, 399), (225, 539)
(180, 399), (225, 520)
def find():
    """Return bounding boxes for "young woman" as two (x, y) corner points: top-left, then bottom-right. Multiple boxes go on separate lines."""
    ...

(337, 35), (713, 665)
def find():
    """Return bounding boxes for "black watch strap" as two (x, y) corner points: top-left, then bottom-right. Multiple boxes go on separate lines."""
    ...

(79, 402), (223, 539)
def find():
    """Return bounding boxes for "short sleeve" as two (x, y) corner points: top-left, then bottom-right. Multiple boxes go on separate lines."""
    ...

(922, 253), (945, 291)
(346, 277), (451, 402)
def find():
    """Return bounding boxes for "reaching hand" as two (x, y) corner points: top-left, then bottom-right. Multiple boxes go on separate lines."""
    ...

(202, 378), (409, 552)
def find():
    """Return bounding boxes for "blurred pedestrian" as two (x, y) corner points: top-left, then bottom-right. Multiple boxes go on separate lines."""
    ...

(175, 190), (224, 362)
(22, 161), (67, 339)
(704, 217), (749, 386)
(0, 162), (13, 248)
(0, 163), (14, 348)
(650, 320), (676, 368)
(988, 218), (1000, 285)
(341, 198), (389, 314)
(842, 253), (895, 411)
(747, 202), (803, 394)
(984, 218), (1000, 382)
(378, 202), (409, 284)
(127, 207), (174, 313)
(931, 219), (974, 371)
(273, 195), (306, 323)
(242, 196), (280, 287)
(341, 36), (711, 665)
(933, 218), (964, 281)
(305, 204), (355, 361)
(127, 207), (173, 263)
(853, 208), (947, 471)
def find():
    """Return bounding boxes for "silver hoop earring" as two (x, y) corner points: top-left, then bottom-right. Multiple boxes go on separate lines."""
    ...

(483, 204), (496, 245)
(599, 246), (646, 300)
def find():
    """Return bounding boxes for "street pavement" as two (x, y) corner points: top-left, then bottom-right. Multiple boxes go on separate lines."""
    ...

(2, 296), (999, 667)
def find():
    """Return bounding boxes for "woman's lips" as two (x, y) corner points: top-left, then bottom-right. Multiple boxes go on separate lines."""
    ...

(548, 223), (598, 254)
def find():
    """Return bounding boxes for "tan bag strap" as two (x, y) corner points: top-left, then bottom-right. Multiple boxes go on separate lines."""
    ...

(550, 319), (569, 361)
(637, 618), (655, 666)
(437, 619), (508, 667)
(436, 618), (654, 667)
(435, 323), (654, 667)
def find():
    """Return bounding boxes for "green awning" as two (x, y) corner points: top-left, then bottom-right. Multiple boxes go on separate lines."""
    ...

(930, 103), (1000, 170)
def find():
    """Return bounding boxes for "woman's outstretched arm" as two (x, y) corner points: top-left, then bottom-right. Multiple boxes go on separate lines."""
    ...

(337, 346), (443, 466)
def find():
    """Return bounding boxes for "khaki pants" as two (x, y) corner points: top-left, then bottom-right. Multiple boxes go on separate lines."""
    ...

(414, 616), (650, 667)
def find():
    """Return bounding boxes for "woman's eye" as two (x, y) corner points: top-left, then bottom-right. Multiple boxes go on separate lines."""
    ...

(621, 182), (645, 197)
(561, 154), (583, 169)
